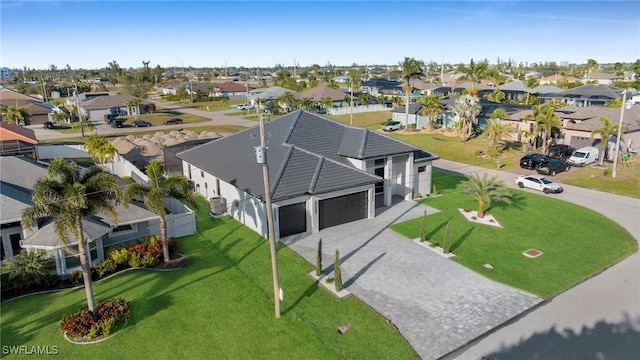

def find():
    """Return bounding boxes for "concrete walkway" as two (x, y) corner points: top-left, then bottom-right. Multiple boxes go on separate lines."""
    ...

(281, 200), (542, 360)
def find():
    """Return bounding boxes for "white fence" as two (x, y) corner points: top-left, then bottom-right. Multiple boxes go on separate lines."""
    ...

(327, 104), (390, 116)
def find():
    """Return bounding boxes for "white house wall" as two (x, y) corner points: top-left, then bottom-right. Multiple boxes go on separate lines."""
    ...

(414, 162), (433, 198)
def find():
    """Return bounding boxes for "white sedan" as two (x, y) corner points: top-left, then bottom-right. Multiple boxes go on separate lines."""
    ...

(515, 174), (563, 194)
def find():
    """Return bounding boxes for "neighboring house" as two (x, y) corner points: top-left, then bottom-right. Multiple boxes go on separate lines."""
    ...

(214, 81), (252, 99)
(247, 86), (292, 106)
(0, 87), (53, 125)
(498, 80), (528, 101)
(539, 74), (579, 85)
(0, 68), (10, 81)
(334, 75), (350, 83)
(587, 72), (624, 85)
(538, 84), (629, 107)
(156, 79), (185, 95)
(431, 82), (494, 98)
(530, 84), (563, 96)
(360, 78), (402, 96)
(0, 122), (38, 157)
(178, 110), (438, 240)
(295, 85), (346, 109)
(393, 97), (521, 130)
(558, 105), (640, 150)
(80, 94), (150, 121)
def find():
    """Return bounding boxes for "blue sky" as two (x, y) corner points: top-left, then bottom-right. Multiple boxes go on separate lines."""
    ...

(1, 1), (638, 70)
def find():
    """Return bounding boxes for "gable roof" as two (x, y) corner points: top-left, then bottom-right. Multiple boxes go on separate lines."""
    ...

(531, 85), (563, 94)
(0, 122), (37, 144)
(178, 110), (434, 201)
(217, 81), (250, 92)
(498, 80), (527, 92)
(247, 86), (293, 100)
(559, 105), (640, 133)
(0, 87), (42, 102)
(295, 85), (345, 101)
(546, 84), (624, 101)
(361, 78), (402, 89)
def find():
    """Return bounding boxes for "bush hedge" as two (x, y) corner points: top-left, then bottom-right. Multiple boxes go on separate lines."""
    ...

(60, 298), (131, 340)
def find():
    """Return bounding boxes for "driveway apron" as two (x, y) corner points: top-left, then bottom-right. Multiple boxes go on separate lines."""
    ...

(281, 200), (541, 360)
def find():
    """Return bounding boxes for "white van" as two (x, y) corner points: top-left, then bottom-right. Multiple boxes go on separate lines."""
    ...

(568, 146), (599, 166)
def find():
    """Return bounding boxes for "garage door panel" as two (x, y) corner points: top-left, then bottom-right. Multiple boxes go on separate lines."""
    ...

(319, 191), (367, 230)
(279, 202), (307, 238)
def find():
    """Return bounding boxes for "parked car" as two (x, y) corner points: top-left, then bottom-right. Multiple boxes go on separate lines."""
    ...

(535, 159), (571, 176)
(110, 119), (124, 128)
(236, 104), (254, 110)
(568, 146), (599, 166)
(519, 153), (550, 169)
(547, 144), (575, 160)
(132, 120), (152, 127)
(163, 118), (183, 125)
(43, 121), (55, 129)
(515, 174), (563, 194)
(383, 121), (401, 132)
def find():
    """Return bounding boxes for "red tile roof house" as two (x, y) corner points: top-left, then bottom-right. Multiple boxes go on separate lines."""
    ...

(0, 122), (38, 157)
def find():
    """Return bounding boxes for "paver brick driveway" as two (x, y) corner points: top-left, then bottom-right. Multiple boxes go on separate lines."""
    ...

(281, 199), (542, 360)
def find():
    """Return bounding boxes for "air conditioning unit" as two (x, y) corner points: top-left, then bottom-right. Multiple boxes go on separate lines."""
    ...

(210, 197), (225, 217)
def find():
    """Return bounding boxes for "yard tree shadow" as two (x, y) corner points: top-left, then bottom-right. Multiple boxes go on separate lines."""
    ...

(478, 314), (640, 360)
(450, 227), (474, 253)
(487, 191), (527, 213)
(282, 280), (318, 315)
(427, 217), (453, 242)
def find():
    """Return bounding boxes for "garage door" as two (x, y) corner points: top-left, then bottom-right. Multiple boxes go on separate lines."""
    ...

(278, 202), (307, 238)
(570, 136), (595, 149)
(319, 191), (368, 230)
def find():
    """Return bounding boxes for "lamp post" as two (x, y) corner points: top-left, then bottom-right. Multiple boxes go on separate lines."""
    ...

(611, 90), (626, 178)
(74, 83), (85, 139)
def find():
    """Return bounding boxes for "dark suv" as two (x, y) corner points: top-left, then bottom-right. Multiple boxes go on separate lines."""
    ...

(535, 159), (571, 176)
(163, 117), (183, 125)
(547, 144), (575, 160)
(110, 119), (124, 128)
(519, 153), (550, 169)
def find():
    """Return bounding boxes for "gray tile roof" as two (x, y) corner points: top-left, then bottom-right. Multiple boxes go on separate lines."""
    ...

(531, 85), (563, 94)
(178, 110), (434, 201)
(544, 84), (625, 101)
(82, 94), (149, 109)
(498, 80), (527, 92)
(560, 105), (640, 132)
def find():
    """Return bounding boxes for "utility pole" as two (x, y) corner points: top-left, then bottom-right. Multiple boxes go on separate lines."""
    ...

(612, 90), (627, 178)
(74, 82), (85, 138)
(256, 112), (281, 318)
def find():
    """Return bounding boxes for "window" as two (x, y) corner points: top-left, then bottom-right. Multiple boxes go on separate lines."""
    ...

(418, 166), (426, 173)
(201, 170), (204, 178)
(112, 224), (134, 233)
(1, 236), (5, 260)
(9, 233), (21, 256)
(374, 158), (385, 166)
(188, 165), (192, 179)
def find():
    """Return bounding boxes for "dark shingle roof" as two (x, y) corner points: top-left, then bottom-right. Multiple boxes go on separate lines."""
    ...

(178, 110), (434, 201)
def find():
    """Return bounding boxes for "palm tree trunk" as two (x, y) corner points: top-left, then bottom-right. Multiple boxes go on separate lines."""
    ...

(404, 89), (410, 130)
(477, 197), (485, 218)
(160, 217), (170, 263)
(77, 225), (97, 313)
(461, 119), (467, 142)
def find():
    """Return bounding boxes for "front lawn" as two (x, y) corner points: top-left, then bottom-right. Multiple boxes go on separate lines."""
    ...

(0, 198), (417, 359)
(390, 170), (638, 298)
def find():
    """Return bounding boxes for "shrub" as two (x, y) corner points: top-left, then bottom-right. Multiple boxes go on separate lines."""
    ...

(141, 254), (159, 268)
(316, 239), (323, 276)
(432, 185), (438, 197)
(95, 259), (117, 278)
(604, 167), (612, 176)
(69, 270), (84, 286)
(442, 222), (453, 254)
(128, 253), (143, 268)
(334, 250), (342, 292)
(61, 298), (130, 340)
(108, 247), (131, 268)
(407, 123), (417, 131)
(128, 243), (148, 257)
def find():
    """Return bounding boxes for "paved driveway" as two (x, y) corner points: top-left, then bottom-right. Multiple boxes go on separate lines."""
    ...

(281, 200), (541, 360)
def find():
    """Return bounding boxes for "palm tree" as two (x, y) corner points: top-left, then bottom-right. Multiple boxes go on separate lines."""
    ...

(400, 57), (425, 127)
(348, 68), (362, 125)
(484, 109), (512, 148)
(525, 104), (561, 153)
(322, 96), (333, 113)
(358, 93), (372, 106)
(450, 94), (481, 142)
(459, 58), (488, 97)
(590, 116), (627, 165)
(255, 98), (266, 111)
(121, 160), (196, 263)
(459, 173), (511, 218)
(276, 91), (296, 113)
(21, 158), (120, 312)
(418, 94), (442, 131)
(299, 98), (314, 111)
(2, 105), (31, 125)
(126, 98), (141, 116)
(84, 135), (117, 165)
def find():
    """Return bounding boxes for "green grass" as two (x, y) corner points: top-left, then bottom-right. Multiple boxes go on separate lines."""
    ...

(328, 111), (393, 130)
(561, 159), (640, 199)
(0, 198), (417, 359)
(390, 170), (638, 298)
